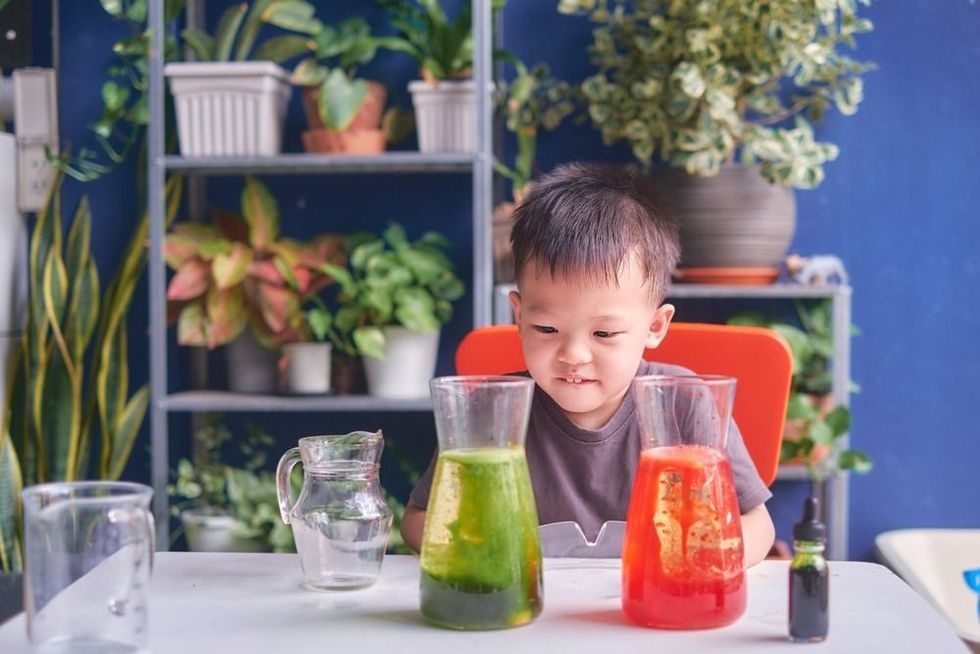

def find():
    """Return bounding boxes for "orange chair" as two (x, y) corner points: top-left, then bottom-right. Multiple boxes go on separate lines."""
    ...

(455, 323), (792, 486)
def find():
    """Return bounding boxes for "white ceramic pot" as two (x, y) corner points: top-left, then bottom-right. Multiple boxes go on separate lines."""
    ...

(408, 79), (475, 153)
(363, 327), (440, 399)
(165, 61), (291, 157)
(281, 342), (332, 394)
(180, 508), (265, 553)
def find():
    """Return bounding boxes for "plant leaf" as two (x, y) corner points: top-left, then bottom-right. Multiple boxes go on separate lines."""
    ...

(261, 0), (322, 35)
(242, 177), (280, 250)
(290, 58), (329, 86)
(353, 326), (386, 360)
(214, 3), (248, 63)
(177, 302), (210, 347)
(107, 387), (150, 480)
(166, 259), (210, 300)
(181, 28), (216, 62)
(824, 405), (851, 437)
(206, 287), (247, 348)
(67, 259), (101, 362)
(838, 449), (873, 474)
(212, 243), (253, 290)
(234, 0), (275, 61)
(252, 35), (312, 64)
(318, 69), (367, 131)
(0, 425), (23, 572)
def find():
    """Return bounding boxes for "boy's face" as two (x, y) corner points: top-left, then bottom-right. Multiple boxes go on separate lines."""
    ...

(509, 258), (674, 430)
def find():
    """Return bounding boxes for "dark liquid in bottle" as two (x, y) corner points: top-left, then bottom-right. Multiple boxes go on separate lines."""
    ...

(789, 565), (829, 641)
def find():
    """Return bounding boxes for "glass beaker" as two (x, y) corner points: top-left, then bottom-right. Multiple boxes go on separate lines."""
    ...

(420, 375), (542, 630)
(623, 375), (746, 629)
(21, 481), (155, 654)
(276, 431), (392, 590)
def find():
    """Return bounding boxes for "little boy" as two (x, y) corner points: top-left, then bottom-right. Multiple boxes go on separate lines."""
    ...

(401, 162), (775, 566)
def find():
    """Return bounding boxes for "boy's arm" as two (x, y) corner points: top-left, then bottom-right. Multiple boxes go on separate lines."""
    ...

(741, 503), (776, 568)
(400, 500), (427, 554)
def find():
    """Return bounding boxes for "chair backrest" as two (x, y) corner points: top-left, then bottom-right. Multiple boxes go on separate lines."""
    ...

(455, 323), (792, 486)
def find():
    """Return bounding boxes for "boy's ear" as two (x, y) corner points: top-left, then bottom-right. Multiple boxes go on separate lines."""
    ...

(508, 290), (522, 325)
(645, 303), (675, 349)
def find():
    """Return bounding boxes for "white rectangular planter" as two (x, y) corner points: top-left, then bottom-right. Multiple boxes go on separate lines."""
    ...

(408, 79), (475, 153)
(165, 61), (291, 157)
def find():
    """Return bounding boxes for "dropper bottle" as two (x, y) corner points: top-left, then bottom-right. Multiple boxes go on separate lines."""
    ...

(789, 497), (829, 642)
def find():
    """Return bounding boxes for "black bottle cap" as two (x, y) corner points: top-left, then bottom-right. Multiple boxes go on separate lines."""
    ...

(793, 497), (826, 542)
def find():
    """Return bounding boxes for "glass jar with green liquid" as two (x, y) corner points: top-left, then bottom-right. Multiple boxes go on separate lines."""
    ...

(421, 376), (542, 630)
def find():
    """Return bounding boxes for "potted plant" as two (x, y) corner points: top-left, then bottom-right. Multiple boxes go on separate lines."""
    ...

(558, 0), (876, 277)
(728, 300), (872, 483)
(492, 57), (576, 283)
(378, 0), (504, 153)
(322, 223), (465, 398)
(166, 1), (312, 156)
(261, 5), (398, 154)
(165, 176), (344, 393)
(169, 418), (296, 553)
(278, 293), (337, 394)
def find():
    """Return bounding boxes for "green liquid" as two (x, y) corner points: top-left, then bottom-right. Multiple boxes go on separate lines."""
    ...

(419, 447), (543, 630)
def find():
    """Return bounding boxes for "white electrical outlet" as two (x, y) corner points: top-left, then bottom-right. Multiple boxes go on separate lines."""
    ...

(13, 68), (58, 212)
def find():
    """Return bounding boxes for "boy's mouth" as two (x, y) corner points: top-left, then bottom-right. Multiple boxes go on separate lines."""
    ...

(558, 374), (595, 385)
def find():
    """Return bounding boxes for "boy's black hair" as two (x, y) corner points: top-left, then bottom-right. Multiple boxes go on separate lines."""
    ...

(510, 162), (680, 303)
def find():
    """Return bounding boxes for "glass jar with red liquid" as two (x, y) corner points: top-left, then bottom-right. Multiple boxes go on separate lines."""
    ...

(622, 375), (746, 629)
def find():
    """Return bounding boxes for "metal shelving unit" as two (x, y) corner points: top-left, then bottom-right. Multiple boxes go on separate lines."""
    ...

(495, 282), (853, 560)
(147, 0), (494, 547)
(163, 152), (477, 175)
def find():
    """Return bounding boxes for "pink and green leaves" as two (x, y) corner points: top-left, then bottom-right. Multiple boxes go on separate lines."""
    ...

(166, 176), (344, 349)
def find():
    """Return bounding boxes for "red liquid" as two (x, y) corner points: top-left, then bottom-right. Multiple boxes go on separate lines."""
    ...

(622, 445), (746, 629)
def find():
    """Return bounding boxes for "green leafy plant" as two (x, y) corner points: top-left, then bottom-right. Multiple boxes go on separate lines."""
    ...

(165, 176), (345, 349)
(0, 168), (184, 572)
(262, 4), (390, 132)
(377, 0), (506, 83)
(322, 224), (465, 360)
(728, 300), (871, 482)
(494, 58), (577, 202)
(558, 0), (876, 188)
(180, 0), (311, 64)
(168, 418), (295, 553)
(58, 0), (185, 182)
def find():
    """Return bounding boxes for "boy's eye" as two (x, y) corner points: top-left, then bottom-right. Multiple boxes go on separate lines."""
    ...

(594, 330), (620, 338)
(533, 325), (557, 334)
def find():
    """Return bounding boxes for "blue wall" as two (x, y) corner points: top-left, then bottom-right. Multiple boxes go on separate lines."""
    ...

(31, 1), (980, 559)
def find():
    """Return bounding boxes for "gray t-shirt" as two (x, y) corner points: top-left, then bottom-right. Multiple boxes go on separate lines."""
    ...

(409, 361), (772, 541)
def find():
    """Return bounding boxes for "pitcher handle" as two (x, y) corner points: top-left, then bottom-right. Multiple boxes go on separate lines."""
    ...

(276, 447), (302, 524)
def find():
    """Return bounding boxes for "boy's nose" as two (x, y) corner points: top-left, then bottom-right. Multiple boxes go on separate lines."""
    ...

(557, 337), (592, 367)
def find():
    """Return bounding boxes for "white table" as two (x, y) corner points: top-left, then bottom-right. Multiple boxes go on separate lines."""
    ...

(0, 553), (969, 653)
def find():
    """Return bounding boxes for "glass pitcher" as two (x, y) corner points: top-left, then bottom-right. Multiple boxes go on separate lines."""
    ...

(21, 481), (155, 654)
(276, 431), (392, 590)
(623, 375), (746, 629)
(420, 375), (542, 630)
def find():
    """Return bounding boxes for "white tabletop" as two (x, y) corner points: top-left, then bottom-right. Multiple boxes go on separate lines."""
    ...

(0, 553), (969, 653)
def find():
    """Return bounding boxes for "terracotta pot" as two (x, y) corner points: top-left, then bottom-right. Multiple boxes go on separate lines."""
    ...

(301, 81), (387, 131)
(302, 128), (385, 154)
(331, 353), (366, 395)
(783, 393), (835, 465)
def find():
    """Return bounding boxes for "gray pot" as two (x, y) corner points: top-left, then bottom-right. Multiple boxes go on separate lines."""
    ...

(225, 331), (278, 394)
(656, 164), (796, 268)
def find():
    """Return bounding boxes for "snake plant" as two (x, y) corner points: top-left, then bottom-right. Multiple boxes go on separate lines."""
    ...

(0, 169), (184, 572)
